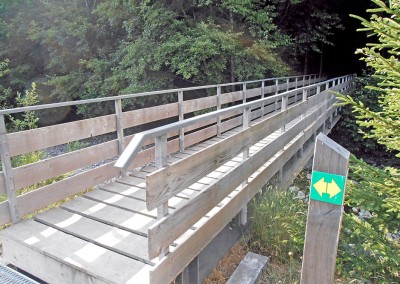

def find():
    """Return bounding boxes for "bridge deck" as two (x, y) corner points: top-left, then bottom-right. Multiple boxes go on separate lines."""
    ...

(1, 104), (332, 284)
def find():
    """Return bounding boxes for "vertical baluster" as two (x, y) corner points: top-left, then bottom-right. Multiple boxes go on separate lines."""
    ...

(0, 114), (20, 224)
(217, 86), (222, 136)
(155, 134), (169, 258)
(275, 79), (279, 111)
(115, 99), (126, 176)
(178, 91), (185, 152)
(240, 106), (251, 225)
(261, 81), (265, 117)
(295, 77), (298, 103)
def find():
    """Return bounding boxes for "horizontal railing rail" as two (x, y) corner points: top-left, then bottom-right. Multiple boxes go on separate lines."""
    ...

(0, 74), (323, 115)
(115, 75), (351, 170)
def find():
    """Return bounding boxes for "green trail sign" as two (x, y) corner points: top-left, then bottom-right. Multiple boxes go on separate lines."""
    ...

(309, 171), (346, 206)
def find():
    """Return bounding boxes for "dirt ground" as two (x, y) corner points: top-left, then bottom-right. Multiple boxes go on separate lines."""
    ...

(203, 242), (249, 284)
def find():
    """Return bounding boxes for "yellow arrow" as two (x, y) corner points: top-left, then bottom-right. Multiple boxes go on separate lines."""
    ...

(327, 179), (341, 198)
(313, 178), (327, 197)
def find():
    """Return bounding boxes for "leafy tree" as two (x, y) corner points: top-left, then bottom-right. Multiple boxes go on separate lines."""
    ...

(337, 0), (400, 282)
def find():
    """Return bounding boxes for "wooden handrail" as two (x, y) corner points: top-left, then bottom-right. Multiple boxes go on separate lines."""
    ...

(114, 75), (352, 170)
(0, 74), (325, 115)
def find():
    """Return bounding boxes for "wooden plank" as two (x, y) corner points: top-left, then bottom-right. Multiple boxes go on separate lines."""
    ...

(100, 182), (146, 201)
(12, 140), (119, 191)
(184, 125), (218, 149)
(122, 102), (179, 129)
(301, 134), (350, 283)
(0, 201), (11, 225)
(61, 196), (156, 235)
(183, 96), (217, 114)
(1, 220), (151, 284)
(35, 208), (153, 263)
(8, 114), (117, 157)
(146, 100), (310, 210)
(16, 161), (119, 218)
(0, 114), (19, 223)
(148, 116), (308, 258)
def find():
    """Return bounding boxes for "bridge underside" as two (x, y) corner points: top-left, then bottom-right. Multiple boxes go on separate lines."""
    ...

(1, 97), (342, 284)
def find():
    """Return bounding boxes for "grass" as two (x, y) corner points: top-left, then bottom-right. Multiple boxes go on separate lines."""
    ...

(247, 169), (310, 284)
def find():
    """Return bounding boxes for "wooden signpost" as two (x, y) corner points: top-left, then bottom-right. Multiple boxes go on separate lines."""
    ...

(301, 133), (350, 283)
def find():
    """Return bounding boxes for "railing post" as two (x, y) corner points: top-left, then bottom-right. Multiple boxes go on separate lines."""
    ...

(300, 89), (308, 156)
(281, 93), (288, 133)
(240, 106), (251, 225)
(155, 134), (169, 258)
(295, 77), (298, 103)
(303, 75), (306, 87)
(178, 90), (185, 152)
(0, 114), (20, 224)
(115, 99), (126, 176)
(261, 81), (265, 117)
(275, 79), (279, 111)
(286, 78), (289, 92)
(217, 86), (222, 136)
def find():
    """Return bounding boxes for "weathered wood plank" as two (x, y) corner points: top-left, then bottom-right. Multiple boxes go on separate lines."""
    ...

(146, 100), (311, 210)
(148, 116), (308, 258)
(12, 140), (119, 191)
(1, 220), (151, 284)
(184, 125), (218, 148)
(301, 134), (350, 283)
(122, 102), (179, 129)
(35, 208), (153, 263)
(183, 96), (217, 114)
(61, 196), (156, 235)
(100, 182), (146, 201)
(8, 114), (117, 157)
(16, 161), (119, 218)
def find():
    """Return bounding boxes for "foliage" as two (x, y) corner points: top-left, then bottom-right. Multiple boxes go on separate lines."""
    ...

(335, 1), (400, 282)
(337, 156), (400, 282)
(333, 75), (387, 155)
(339, 0), (400, 157)
(0, 0), (345, 118)
(249, 187), (307, 261)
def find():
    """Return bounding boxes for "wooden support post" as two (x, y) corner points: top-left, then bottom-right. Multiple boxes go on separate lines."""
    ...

(0, 114), (20, 224)
(303, 75), (306, 87)
(281, 94), (288, 132)
(275, 79), (279, 111)
(295, 77), (298, 103)
(188, 256), (199, 284)
(155, 134), (169, 258)
(301, 133), (350, 284)
(240, 106), (251, 225)
(114, 99), (126, 176)
(217, 86), (222, 136)
(286, 78), (289, 92)
(261, 81), (265, 117)
(178, 90), (185, 152)
(309, 75), (312, 86)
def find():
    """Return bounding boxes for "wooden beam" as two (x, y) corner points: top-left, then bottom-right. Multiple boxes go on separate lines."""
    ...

(0, 114), (19, 223)
(301, 134), (350, 283)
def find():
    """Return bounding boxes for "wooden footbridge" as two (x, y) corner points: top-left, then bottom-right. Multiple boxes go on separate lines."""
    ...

(0, 74), (353, 284)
